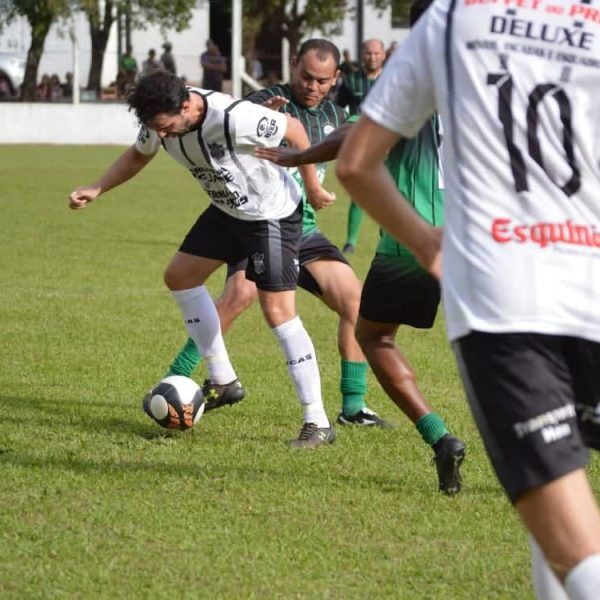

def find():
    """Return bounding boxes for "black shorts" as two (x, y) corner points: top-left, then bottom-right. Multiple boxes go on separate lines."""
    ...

(454, 331), (600, 503)
(179, 203), (302, 291)
(359, 254), (440, 327)
(225, 231), (348, 297)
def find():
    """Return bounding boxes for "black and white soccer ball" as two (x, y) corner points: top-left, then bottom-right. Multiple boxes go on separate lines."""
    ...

(142, 375), (205, 430)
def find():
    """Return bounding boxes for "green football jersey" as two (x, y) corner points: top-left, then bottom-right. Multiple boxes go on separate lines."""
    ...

(377, 115), (444, 259)
(246, 84), (347, 235)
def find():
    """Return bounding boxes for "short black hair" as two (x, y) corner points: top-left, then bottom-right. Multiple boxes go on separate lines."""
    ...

(297, 39), (341, 68)
(410, 0), (433, 25)
(127, 70), (189, 124)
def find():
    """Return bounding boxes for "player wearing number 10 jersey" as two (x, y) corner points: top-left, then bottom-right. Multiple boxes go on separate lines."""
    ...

(337, 0), (600, 597)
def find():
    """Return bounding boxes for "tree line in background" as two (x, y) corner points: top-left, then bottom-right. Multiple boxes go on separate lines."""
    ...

(0, 0), (408, 101)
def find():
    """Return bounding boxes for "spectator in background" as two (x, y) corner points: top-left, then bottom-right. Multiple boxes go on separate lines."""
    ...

(118, 45), (138, 97)
(49, 74), (63, 101)
(200, 39), (226, 92)
(36, 74), (51, 101)
(62, 72), (73, 98)
(142, 49), (162, 74)
(160, 42), (177, 75)
(339, 49), (357, 76)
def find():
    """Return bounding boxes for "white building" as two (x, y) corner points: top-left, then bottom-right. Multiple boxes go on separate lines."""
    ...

(0, 1), (406, 90)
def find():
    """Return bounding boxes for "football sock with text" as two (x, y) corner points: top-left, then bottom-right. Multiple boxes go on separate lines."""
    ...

(416, 412), (449, 446)
(340, 360), (368, 416)
(171, 286), (236, 385)
(166, 336), (202, 378)
(272, 316), (329, 428)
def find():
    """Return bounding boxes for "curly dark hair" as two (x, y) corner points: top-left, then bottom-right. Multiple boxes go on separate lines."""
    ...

(126, 70), (189, 124)
(297, 38), (341, 68)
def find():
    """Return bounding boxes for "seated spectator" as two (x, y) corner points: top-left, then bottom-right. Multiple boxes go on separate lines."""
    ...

(142, 49), (162, 74)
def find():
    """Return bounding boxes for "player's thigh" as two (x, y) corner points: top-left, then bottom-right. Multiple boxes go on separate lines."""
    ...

(454, 331), (589, 504)
(355, 315), (400, 347)
(240, 204), (302, 292)
(218, 265), (257, 310)
(359, 254), (440, 328)
(164, 250), (224, 290)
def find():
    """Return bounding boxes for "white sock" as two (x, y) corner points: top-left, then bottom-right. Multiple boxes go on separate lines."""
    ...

(272, 316), (329, 428)
(529, 536), (569, 600)
(171, 286), (236, 384)
(564, 553), (600, 600)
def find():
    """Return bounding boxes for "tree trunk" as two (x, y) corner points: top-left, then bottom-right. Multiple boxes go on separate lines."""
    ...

(20, 14), (53, 101)
(86, 1), (115, 93)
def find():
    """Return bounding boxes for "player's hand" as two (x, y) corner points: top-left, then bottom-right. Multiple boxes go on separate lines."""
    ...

(68, 185), (101, 210)
(262, 95), (289, 111)
(255, 146), (302, 167)
(306, 186), (336, 211)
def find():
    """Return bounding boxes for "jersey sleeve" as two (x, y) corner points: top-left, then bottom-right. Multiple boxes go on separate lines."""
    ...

(361, 13), (437, 138)
(228, 101), (287, 148)
(134, 125), (161, 156)
(244, 88), (272, 105)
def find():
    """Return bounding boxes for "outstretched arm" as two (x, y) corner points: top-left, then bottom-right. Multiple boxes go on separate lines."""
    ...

(282, 116), (336, 210)
(68, 145), (155, 210)
(256, 122), (352, 167)
(336, 116), (442, 278)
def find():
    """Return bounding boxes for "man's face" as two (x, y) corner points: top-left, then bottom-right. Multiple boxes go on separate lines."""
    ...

(290, 50), (339, 108)
(148, 102), (196, 138)
(362, 40), (385, 74)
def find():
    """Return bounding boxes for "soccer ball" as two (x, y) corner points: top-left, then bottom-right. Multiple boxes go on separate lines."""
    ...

(142, 375), (205, 430)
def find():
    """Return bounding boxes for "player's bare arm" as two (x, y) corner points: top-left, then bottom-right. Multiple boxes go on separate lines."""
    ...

(283, 115), (335, 210)
(336, 116), (441, 278)
(256, 122), (352, 167)
(68, 145), (155, 210)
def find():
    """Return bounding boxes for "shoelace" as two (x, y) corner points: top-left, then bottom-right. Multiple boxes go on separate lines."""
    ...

(297, 423), (318, 440)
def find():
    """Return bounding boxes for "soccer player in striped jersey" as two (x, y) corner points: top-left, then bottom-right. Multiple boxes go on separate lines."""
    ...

(336, 39), (385, 254)
(337, 0), (600, 596)
(255, 31), (465, 496)
(167, 39), (391, 429)
(68, 70), (336, 449)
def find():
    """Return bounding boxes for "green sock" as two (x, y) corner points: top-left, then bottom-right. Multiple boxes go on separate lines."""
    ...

(340, 360), (368, 416)
(165, 337), (202, 378)
(415, 413), (449, 446)
(346, 201), (363, 246)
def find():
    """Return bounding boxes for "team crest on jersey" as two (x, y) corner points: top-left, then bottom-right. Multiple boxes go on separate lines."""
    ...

(323, 124), (335, 136)
(256, 117), (279, 139)
(252, 252), (266, 274)
(209, 142), (226, 159)
(137, 126), (150, 144)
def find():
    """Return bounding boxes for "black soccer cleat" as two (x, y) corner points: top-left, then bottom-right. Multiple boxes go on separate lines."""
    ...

(288, 422), (336, 449)
(202, 379), (245, 412)
(336, 407), (395, 429)
(433, 434), (466, 496)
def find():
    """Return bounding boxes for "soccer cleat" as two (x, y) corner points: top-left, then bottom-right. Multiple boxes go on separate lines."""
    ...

(336, 407), (395, 429)
(433, 434), (466, 495)
(288, 422), (336, 449)
(202, 379), (245, 412)
(342, 243), (355, 254)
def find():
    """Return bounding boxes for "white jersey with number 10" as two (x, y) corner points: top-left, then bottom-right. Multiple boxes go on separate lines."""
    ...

(363, 0), (600, 343)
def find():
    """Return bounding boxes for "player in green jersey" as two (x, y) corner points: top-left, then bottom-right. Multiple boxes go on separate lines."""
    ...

(166, 39), (392, 435)
(336, 38), (385, 254)
(256, 27), (465, 491)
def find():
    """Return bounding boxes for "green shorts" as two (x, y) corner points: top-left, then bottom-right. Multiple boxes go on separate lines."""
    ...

(359, 253), (440, 328)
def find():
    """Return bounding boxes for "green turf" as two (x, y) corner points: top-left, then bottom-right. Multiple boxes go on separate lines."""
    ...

(1, 145), (597, 598)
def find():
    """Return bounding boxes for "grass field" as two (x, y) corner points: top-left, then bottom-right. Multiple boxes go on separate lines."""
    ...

(1, 145), (598, 598)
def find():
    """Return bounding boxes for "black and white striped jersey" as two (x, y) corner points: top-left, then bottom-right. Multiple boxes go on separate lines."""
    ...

(363, 0), (600, 343)
(135, 88), (301, 221)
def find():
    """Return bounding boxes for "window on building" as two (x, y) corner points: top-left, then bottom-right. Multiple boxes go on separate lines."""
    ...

(391, 0), (410, 28)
